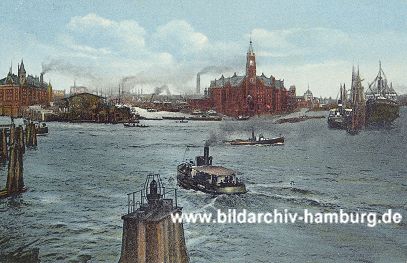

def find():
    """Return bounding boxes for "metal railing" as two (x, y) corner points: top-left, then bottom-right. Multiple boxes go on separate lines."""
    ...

(126, 187), (178, 215)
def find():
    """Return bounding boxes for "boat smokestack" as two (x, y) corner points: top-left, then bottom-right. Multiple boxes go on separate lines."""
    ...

(196, 73), (201, 95)
(204, 145), (209, 165)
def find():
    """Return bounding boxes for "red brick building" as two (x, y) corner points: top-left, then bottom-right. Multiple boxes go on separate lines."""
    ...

(205, 41), (294, 117)
(0, 60), (52, 117)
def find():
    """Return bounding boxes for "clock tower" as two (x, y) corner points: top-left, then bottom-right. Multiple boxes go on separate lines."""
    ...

(245, 39), (256, 114)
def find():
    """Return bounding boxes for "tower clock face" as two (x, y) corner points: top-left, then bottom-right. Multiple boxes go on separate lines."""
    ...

(250, 60), (254, 66)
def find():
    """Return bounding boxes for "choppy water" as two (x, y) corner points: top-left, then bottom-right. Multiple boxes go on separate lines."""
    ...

(1, 108), (406, 263)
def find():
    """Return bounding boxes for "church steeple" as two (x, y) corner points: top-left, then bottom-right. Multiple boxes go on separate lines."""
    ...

(18, 59), (26, 85)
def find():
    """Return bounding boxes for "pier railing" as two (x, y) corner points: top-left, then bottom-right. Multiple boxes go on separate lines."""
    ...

(126, 187), (178, 215)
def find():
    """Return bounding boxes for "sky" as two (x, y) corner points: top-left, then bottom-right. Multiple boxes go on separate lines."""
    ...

(1, 0), (407, 97)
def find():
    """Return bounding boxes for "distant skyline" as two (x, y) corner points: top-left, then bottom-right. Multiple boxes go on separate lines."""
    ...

(1, 0), (407, 97)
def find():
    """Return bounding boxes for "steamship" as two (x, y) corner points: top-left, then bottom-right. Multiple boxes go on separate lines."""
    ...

(177, 145), (247, 195)
(227, 129), (284, 145)
(365, 63), (399, 125)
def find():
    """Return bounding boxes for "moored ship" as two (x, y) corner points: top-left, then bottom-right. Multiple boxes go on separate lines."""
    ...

(365, 62), (399, 125)
(177, 145), (247, 195)
(327, 83), (352, 129)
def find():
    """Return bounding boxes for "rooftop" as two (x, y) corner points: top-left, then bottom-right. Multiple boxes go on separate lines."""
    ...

(192, 165), (235, 176)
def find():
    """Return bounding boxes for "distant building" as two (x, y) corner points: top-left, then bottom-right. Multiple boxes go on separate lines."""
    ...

(0, 60), (52, 116)
(69, 82), (89, 95)
(63, 93), (131, 122)
(189, 40), (295, 116)
(52, 89), (66, 101)
(296, 85), (320, 108)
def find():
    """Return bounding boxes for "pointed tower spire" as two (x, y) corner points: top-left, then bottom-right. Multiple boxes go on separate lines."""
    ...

(248, 33), (254, 54)
(19, 59), (25, 73)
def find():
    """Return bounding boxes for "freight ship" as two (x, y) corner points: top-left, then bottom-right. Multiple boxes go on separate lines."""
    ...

(177, 145), (247, 195)
(365, 62), (399, 125)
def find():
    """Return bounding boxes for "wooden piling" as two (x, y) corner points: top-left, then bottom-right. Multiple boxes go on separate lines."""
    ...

(0, 129), (7, 162)
(25, 122), (31, 145)
(6, 144), (16, 194)
(19, 125), (25, 154)
(2, 125), (26, 197)
(9, 124), (15, 147)
(33, 124), (37, 147)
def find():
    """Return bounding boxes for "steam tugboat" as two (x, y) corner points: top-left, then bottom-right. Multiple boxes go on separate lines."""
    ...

(226, 130), (284, 145)
(177, 145), (247, 195)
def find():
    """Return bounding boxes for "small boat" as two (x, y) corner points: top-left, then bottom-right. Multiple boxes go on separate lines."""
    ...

(176, 120), (188, 123)
(123, 120), (140, 127)
(177, 145), (247, 195)
(236, 115), (250, 121)
(35, 122), (48, 135)
(187, 115), (222, 121)
(124, 123), (149, 128)
(227, 130), (284, 145)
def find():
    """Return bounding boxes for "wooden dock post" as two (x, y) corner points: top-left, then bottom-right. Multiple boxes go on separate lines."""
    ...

(119, 174), (189, 263)
(25, 122), (38, 148)
(2, 125), (25, 197)
(19, 125), (25, 154)
(0, 129), (7, 162)
(25, 122), (31, 146)
(33, 124), (37, 147)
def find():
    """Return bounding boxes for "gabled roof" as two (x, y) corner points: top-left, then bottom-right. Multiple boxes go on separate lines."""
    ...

(0, 73), (48, 88)
(210, 73), (246, 88)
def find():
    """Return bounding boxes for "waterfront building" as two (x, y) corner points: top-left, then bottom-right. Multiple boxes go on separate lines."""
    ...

(296, 85), (320, 108)
(204, 41), (294, 117)
(0, 60), (52, 117)
(63, 93), (131, 122)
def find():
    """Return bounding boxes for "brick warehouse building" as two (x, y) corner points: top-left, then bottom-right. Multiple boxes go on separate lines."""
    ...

(0, 60), (53, 117)
(191, 41), (295, 117)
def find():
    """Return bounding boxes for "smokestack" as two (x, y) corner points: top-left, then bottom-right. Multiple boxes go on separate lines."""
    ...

(204, 145), (209, 165)
(40, 72), (44, 84)
(196, 73), (201, 95)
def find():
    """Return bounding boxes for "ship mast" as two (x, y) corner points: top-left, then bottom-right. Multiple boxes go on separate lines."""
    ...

(367, 61), (395, 99)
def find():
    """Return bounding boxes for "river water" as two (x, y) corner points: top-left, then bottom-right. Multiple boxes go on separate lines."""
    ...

(0, 108), (406, 262)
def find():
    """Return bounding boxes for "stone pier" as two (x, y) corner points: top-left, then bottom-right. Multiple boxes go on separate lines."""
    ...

(119, 174), (189, 263)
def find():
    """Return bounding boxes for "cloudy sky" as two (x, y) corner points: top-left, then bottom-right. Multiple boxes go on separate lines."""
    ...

(1, 0), (407, 97)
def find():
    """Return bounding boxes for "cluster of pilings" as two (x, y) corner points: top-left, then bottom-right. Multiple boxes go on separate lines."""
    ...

(0, 122), (38, 198)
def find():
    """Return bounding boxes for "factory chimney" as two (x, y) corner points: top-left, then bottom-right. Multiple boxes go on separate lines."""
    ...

(40, 72), (44, 84)
(196, 73), (201, 95)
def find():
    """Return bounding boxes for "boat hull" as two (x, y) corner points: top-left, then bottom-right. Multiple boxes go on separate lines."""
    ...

(177, 170), (247, 195)
(327, 116), (347, 129)
(37, 127), (48, 135)
(366, 99), (399, 125)
(229, 137), (284, 145)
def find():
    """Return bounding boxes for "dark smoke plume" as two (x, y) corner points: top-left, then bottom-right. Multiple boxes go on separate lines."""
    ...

(205, 132), (220, 147)
(154, 85), (171, 95)
(198, 66), (233, 75)
(41, 58), (97, 79)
